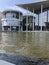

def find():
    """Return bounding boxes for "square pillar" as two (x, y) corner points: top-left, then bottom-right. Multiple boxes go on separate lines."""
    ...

(2, 26), (4, 31)
(10, 26), (11, 31)
(19, 12), (20, 31)
(33, 8), (34, 31)
(38, 14), (39, 30)
(41, 4), (43, 31)
(26, 7), (28, 31)
(47, 10), (48, 22)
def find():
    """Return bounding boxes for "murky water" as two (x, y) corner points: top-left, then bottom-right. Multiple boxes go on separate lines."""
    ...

(0, 32), (49, 58)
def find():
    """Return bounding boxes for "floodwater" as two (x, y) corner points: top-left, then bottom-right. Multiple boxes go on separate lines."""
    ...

(0, 32), (49, 58)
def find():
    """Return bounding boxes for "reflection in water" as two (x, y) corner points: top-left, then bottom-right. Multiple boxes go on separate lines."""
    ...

(0, 32), (49, 58)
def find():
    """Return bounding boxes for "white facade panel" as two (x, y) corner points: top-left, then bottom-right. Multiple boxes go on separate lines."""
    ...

(2, 20), (19, 26)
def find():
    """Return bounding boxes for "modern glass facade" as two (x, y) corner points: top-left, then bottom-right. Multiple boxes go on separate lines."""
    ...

(18, 0), (49, 31)
(34, 10), (49, 31)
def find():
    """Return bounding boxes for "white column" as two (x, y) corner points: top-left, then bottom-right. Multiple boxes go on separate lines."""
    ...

(22, 16), (23, 31)
(47, 10), (48, 22)
(2, 26), (4, 31)
(19, 12), (20, 31)
(33, 8), (34, 31)
(10, 26), (11, 31)
(38, 14), (39, 30)
(26, 8), (28, 31)
(41, 4), (43, 31)
(10, 11), (11, 31)
(21, 14), (23, 31)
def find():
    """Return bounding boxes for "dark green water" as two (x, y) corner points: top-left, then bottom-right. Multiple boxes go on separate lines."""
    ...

(0, 32), (49, 58)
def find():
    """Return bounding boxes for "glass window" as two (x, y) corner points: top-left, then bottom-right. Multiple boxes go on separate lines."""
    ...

(16, 12), (19, 19)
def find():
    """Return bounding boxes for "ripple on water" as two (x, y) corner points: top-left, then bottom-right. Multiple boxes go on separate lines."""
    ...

(0, 32), (49, 58)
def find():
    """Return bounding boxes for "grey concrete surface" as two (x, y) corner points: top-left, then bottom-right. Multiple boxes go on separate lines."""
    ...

(0, 54), (49, 65)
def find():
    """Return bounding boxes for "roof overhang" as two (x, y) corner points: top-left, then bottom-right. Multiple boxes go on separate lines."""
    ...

(17, 1), (49, 14)
(2, 9), (22, 15)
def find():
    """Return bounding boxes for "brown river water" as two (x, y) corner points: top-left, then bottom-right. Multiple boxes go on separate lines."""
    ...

(0, 32), (49, 58)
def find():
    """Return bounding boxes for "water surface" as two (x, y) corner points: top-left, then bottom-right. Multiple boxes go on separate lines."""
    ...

(0, 32), (49, 58)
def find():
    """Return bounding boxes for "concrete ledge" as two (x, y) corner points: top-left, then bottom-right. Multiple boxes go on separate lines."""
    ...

(0, 31), (49, 33)
(18, 31), (49, 33)
(0, 60), (15, 65)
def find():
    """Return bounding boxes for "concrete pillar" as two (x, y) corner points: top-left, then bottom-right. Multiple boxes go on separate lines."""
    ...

(9, 8), (11, 31)
(33, 8), (34, 31)
(2, 26), (4, 31)
(47, 10), (48, 22)
(38, 14), (39, 30)
(21, 14), (23, 31)
(10, 26), (11, 31)
(26, 7), (28, 31)
(41, 4), (43, 31)
(19, 12), (20, 31)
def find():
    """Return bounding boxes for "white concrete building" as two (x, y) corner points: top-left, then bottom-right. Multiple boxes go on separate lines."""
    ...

(1, 6), (36, 31)
(1, 10), (23, 31)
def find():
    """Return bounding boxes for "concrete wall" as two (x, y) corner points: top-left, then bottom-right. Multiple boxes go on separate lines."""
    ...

(2, 20), (19, 26)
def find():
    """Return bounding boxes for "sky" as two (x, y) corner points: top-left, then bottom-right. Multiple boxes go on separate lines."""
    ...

(0, 0), (39, 11)
(0, 0), (47, 26)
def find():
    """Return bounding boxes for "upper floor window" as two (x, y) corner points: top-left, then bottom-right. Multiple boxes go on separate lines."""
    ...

(16, 12), (19, 19)
(3, 11), (22, 19)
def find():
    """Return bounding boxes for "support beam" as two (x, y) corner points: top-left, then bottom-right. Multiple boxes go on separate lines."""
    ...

(19, 12), (20, 31)
(2, 26), (4, 31)
(10, 10), (11, 31)
(38, 14), (39, 30)
(21, 15), (23, 31)
(26, 7), (28, 31)
(41, 4), (43, 31)
(33, 8), (34, 31)
(10, 26), (11, 31)
(47, 10), (48, 22)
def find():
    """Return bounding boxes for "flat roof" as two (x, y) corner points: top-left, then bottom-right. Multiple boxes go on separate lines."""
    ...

(17, 1), (49, 14)
(3, 10), (22, 14)
(3, 10), (18, 13)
